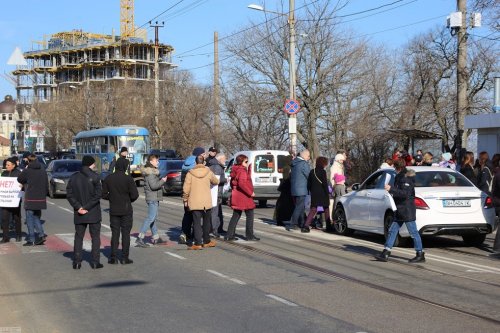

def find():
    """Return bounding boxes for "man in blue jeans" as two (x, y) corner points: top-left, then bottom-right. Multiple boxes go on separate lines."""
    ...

(288, 150), (311, 231)
(136, 154), (167, 247)
(376, 158), (425, 263)
(17, 155), (48, 246)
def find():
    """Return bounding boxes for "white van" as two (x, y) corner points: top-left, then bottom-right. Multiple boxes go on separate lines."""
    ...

(225, 150), (290, 207)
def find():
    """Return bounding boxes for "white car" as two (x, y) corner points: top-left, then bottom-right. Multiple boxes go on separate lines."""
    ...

(333, 166), (496, 246)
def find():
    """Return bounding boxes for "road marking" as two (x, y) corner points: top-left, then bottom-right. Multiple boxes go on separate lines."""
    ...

(266, 294), (298, 307)
(165, 252), (186, 260)
(101, 223), (111, 230)
(206, 269), (246, 285)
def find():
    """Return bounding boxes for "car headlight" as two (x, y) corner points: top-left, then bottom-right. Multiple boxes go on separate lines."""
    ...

(53, 178), (65, 184)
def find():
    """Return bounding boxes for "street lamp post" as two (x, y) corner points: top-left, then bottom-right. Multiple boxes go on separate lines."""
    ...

(248, 1), (297, 155)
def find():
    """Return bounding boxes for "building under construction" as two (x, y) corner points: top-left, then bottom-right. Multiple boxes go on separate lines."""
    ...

(9, 0), (175, 152)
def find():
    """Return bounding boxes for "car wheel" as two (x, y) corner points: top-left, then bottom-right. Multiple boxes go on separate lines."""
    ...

(258, 200), (267, 208)
(383, 213), (407, 247)
(48, 184), (56, 199)
(462, 234), (486, 246)
(332, 206), (354, 235)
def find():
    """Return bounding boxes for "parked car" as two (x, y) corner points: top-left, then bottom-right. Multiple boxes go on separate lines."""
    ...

(158, 159), (184, 195)
(333, 166), (496, 246)
(46, 159), (82, 198)
(224, 150), (290, 207)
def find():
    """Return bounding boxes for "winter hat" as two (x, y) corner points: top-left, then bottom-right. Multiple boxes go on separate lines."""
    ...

(442, 152), (452, 162)
(115, 157), (129, 171)
(208, 146), (218, 153)
(334, 154), (346, 162)
(22, 152), (31, 159)
(333, 173), (346, 184)
(192, 147), (205, 156)
(82, 155), (95, 167)
(414, 154), (423, 163)
(120, 147), (128, 153)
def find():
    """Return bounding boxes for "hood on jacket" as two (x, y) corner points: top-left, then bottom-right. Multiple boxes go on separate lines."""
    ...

(182, 155), (197, 172)
(115, 158), (129, 172)
(141, 166), (159, 176)
(189, 164), (211, 178)
(230, 164), (247, 178)
(291, 157), (306, 167)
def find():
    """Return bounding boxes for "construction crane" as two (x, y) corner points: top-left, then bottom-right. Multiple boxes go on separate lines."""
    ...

(120, 0), (134, 39)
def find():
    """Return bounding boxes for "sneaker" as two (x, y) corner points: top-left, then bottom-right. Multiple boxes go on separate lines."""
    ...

(153, 237), (166, 245)
(34, 237), (46, 245)
(203, 240), (217, 248)
(187, 244), (203, 250)
(135, 238), (148, 248)
(301, 227), (310, 233)
(178, 233), (187, 244)
(23, 241), (35, 246)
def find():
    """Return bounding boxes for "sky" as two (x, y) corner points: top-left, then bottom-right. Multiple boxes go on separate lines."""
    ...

(0, 0), (475, 98)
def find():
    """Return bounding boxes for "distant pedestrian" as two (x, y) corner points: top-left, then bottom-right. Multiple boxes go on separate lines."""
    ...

(477, 151), (494, 194)
(439, 152), (456, 170)
(17, 154), (48, 246)
(491, 165), (500, 253)
(422, 152), (433, 166)
(274, 154), (294, 227)
(289, 150), (311, 230)
(182, 155), (219, 250)
(376, 158), (425, 263)
(66, 156), (103, 269)
(302, 156), (330, 233)
(1, 157), (22, 243)
(460, 151), (476, 186)
(109, 147), (131, 175)
(179, 147), (205, 244)
(225, 154), (260, 241)
(208, 152), (227, 237)
(136, 154), (168, 247)
(331, 153), (347, 214)
(206, 146), (218, 165)
(102, 158), (139, 264)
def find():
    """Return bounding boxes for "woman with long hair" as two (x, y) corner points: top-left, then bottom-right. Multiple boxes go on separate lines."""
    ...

(225, 154), (259, 241)
(460, 151), (476, 186)
(302, 156), (330, 233)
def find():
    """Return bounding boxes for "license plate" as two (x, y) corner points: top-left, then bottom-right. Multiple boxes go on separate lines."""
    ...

(256, 177), (273, 183)
(442, 199), (471, 207)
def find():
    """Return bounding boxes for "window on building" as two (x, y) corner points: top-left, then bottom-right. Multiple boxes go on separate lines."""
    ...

(8, 114), (13, 120)
(2, 114), (6, 120)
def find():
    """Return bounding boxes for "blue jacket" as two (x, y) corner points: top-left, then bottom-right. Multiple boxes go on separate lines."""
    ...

(290, 157), (310, 196)
(181, 155), (197, 185)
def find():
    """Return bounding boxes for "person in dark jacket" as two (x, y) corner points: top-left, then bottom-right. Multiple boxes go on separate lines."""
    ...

(66, 156), (103, 269)
(1, 158), (23, 242)
(460, 151), (476, 186)
(136, 154), (167, 247)
(302, 156), (330, 233)
(477, 151), (494, 194)
(208, 153), (227, 237)
(102, 158), (139, 264)
(491, 166), (500, 253)
(179, 147), (205, 244)
(289, 150), (311, 230)
(224, 154), (259, 242)
(109, 146), (131, 175)
(376, 158), (425, 263)
(274, 154), (294, 227)
(17, 155), (48, 246)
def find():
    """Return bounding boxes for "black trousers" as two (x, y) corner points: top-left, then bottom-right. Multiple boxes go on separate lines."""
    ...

(74, 223), (101, 264)
(226, 209), (254, 239)
(1, 206), (21, 239)
(181, 206), (193, 239)
(110, 214), (133, 259)
(192, 209), (212, 245)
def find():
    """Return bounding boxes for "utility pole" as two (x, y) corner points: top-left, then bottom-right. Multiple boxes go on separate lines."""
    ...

(150, 21), (164, 148)
(213, 31), (220, 149)
(289, 0), (297, 155)
(456, 0), (468, 148)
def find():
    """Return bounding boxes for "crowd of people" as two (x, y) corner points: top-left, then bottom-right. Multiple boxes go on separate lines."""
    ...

(1, 145), (500, 269)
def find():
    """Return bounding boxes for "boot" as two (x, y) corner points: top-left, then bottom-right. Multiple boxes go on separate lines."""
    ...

(376, 249), (391, 262)
(408, 251), (425, 263)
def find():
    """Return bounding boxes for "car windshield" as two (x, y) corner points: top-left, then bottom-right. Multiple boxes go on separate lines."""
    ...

(414, 171), (473, 187)
(54, 162), (82, 173)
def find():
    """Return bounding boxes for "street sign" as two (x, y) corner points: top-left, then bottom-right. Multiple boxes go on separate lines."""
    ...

(284, 99), (300, 115)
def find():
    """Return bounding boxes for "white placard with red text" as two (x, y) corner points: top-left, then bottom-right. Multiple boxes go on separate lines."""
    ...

(0, 177), (22, 207)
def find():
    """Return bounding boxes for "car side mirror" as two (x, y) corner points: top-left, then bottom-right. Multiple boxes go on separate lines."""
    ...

(351, 183), (360, 191)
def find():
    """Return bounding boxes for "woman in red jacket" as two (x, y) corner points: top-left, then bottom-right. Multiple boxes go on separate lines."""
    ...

(224, 154), (260, 241)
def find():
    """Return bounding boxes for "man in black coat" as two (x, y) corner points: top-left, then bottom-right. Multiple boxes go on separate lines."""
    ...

(17, 155), (48, 246)
(1, 157), (23, 242)
(66, 156), (103, 269)
(208, 153), (227, 237)
(102, 158), (139, 264)
(376, 158), (425, 263)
